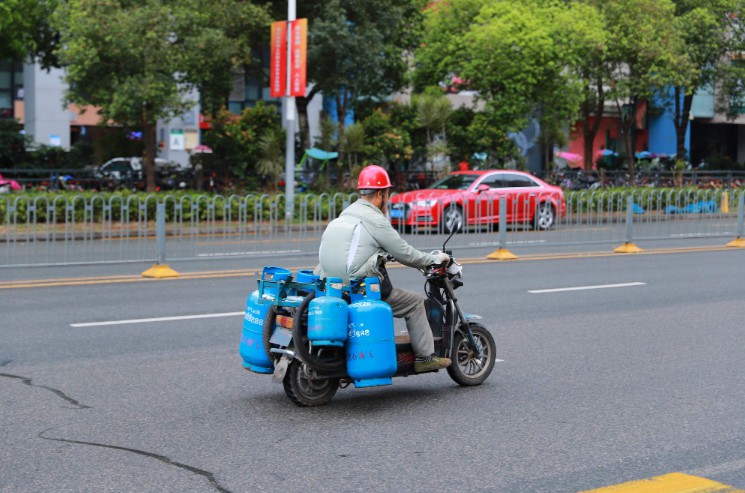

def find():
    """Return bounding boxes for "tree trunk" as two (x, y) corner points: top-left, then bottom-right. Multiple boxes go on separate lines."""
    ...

(142, 113), (157, 193)
(335, 93), (347, 188)
(672, 87), (693, 188)
(624, 116), (636, 184)
(296, 95), (310, 151)
(673, 87), (693, 163)
(581, 76), (604, 172)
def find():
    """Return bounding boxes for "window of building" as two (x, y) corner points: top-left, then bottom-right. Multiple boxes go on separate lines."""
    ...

(227, 47), (280, 113)
(0, 61), (24, 119)
(729, 59), (745, 114)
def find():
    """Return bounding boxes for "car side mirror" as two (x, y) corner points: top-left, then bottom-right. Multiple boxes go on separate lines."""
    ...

(476, 184), (490, 194)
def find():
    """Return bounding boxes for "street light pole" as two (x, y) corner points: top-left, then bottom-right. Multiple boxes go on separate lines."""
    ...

(284, 0), (296, 228)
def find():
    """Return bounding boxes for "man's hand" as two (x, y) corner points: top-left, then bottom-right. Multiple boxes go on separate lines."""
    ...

(434, 251), (450, 265)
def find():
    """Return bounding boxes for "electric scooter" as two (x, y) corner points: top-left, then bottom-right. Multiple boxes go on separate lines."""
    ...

(241, 228), (497, 406)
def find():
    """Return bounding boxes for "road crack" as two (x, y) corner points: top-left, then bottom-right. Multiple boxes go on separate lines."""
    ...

(38, 430), (233, 493)
(0, 372), (92, 409)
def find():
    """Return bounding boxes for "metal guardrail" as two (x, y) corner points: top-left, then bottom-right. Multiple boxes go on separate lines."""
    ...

(1, 190), (743, 267)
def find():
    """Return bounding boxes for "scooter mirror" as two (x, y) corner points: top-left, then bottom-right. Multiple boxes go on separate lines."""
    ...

(442, 223), (460, 251)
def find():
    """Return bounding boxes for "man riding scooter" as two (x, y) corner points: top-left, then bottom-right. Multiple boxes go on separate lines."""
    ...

(315, 164), (452, 373)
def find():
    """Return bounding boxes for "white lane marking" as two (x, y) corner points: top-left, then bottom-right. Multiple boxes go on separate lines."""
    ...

(71, 312), (244, 327)
(197, 250), (300, 257)
(528, 282), (646, 294)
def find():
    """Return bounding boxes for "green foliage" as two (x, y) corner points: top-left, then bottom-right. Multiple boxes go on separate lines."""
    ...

(416, 0), (605, 161)
(256, 127), (286, 191)
(0, 120), (96, 169)
(603, 0), (684, 173)
(413, 87), (453, 166)
(91, 129), (144, 165)
(564, 187), (730, 214)
(0, 120), (30, 167)
(52, 0), (267, 191)
(203, 102), (283, 188)
(306, 0), (426, 168)
(361, 109), (413, 170)
(176, 1), (270, 116)
(666, 0), (745, 121)
(316, 116), (338, 153)
(0, 191), (353, 224)
(341, 122), (367, 175)
(0, 0), (59, 66)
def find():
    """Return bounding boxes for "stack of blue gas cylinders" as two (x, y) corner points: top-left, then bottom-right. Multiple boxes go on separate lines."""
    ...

(239, 266), (397, 388)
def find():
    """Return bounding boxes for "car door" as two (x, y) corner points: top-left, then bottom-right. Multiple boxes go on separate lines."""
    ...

(473, 173), (507, 223)
(502, 173), (542, 223)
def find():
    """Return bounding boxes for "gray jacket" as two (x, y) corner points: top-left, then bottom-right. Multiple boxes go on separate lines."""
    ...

(316, 199), (438, 283)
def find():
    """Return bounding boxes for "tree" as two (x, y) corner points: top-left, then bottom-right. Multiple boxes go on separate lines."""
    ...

(413, 88), (453, 173)
(0, 120), (32, 167)
(340, 122), (367, 180)
(181, 1), (269, 117)
(53, 0), (267, 192)
(0, 0), (59, 67)
(557, 1), (609, 172)
(204, 102), (283, 188)
(361, 109), (413, 173)
(257, 128), (286, 191)
(305, 0), (426, 183)
(416, 0), (604, 168)
(603, 0), (684, 178)
(667, 0), (745, 168)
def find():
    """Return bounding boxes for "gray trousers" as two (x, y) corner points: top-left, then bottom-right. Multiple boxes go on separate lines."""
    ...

(385, 287), (434, 356)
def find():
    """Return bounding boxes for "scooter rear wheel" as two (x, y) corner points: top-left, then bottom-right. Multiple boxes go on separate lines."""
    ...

(283, 360), (339, 407)
(447, 323), (496, 386)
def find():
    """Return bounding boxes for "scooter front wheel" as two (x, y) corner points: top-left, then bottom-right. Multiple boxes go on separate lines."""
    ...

(283, 360), (339, 407)
(447, 323), (496, 386)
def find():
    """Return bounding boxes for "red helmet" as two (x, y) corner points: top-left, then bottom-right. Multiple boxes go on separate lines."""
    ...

(357, 165), (392, 189)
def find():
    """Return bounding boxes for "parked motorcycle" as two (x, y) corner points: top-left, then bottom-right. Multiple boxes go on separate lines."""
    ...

(239, 228), (497, 406)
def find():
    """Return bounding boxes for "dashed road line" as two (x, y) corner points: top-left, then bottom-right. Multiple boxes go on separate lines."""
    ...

(529, 282), (646, 294)
(70, 311), (244, 327)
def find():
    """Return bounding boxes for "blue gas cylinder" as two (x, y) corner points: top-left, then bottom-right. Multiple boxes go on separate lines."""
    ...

(308, 278), (348, 347)
(295, 269), (320, 296)
(346, 277), (397, 387)
(238, 266), (291, 374)
(262, 266), (292, 297)
(295, 269), (318, 284)
(239, 290), (274, 373)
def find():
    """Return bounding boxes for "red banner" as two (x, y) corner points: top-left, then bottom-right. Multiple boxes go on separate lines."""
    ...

(289, 19), (307, 97)
(270, 21), (287, 98)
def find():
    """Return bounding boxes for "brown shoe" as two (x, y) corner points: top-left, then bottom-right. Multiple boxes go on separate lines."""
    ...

(414, 354), (452, 373)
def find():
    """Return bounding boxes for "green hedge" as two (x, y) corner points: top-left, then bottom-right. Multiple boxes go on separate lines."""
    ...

(0, 191), (356, 224)
(564, 188), (734, 214)
(1, 188), (740, 223)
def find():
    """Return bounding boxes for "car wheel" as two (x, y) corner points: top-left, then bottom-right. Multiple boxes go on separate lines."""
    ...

(533, 202), (555, 230)
(440, 204), (464, 234)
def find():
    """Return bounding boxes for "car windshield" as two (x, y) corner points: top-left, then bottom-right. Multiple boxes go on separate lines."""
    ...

(430, 173), (479, 190)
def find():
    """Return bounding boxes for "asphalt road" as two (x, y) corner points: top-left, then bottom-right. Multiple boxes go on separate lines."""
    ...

(2, 247), (745, 492)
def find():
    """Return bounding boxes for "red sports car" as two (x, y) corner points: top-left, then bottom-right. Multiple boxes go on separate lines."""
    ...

(388, 170), (565, 233)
